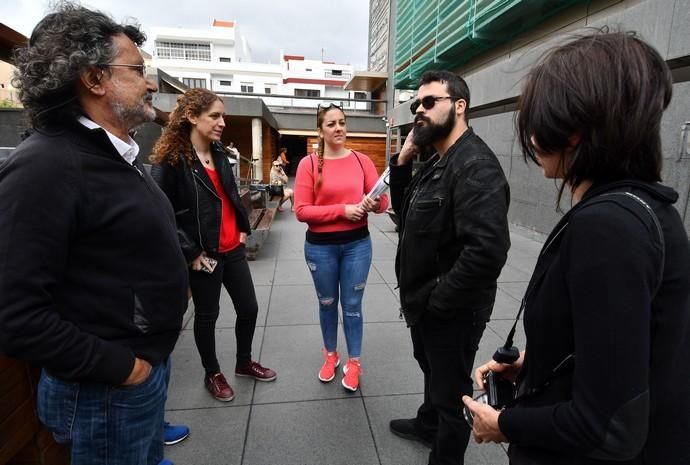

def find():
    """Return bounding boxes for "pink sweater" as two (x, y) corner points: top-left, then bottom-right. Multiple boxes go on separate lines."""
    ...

(294, 151), (389, 233)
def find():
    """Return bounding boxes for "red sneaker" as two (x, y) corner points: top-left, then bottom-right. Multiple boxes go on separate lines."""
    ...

(318, 350), (340, 382)
(235, 361), (277, 382)
(342, 359), (362, 392)
(205, 373), (234, 402)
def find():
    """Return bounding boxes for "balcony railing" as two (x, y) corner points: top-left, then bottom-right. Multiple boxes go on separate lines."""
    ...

(324, 71), (352, 79)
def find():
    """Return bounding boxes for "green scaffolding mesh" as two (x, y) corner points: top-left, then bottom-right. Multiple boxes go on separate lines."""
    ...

(394, 0), (586, 89)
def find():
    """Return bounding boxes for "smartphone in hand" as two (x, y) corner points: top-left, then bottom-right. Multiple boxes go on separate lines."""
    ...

(200, 257), (218, 273)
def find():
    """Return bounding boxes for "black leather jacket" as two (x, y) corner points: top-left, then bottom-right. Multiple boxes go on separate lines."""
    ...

(151, 142), (251, 262)
(390, 128), (510, 326)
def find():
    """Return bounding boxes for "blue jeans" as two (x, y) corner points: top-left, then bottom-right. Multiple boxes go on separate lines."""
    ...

(37, 358), (170, 465)
(304, 236), (372, 358)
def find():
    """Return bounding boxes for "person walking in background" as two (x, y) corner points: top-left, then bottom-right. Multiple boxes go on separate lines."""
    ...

(278, 147), (290, 168)
(463, 31), (690, 465)
(225, 141), (240, 179)
(150, 88), (276, 403)
(294, 103), (389, 392)
(388, 70), (510, 465)
(270, 159), (294, 211)
(0, 4), (189, 464)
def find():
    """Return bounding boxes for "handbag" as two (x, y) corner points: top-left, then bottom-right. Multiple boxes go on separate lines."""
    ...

(269, 183), (284, 198)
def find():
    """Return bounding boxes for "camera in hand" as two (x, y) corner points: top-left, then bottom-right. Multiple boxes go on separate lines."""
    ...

(463, 371), (516, 428)
(483, 370), (515, 409)
(463, 344), (519, 428)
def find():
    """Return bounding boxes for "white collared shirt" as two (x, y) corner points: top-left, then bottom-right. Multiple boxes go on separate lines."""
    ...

(78, 116), (140, 165)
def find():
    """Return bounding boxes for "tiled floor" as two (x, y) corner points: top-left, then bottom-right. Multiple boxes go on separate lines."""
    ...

(165, 208), (538, 465)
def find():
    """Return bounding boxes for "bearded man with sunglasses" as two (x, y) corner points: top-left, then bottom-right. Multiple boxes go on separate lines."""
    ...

(388, 70), (510, 465)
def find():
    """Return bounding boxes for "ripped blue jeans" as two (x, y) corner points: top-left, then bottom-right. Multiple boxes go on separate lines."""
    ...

(304, 236), (372, 358)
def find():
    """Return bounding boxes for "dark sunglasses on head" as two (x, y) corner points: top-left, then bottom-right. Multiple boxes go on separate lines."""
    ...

(410, 95), (462, 114)
(317, 102), (342, 113)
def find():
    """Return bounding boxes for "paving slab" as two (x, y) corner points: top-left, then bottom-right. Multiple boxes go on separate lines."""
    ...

(244, 398), (379, 465)
(165, 406), (249, 465)
(252, 325), (356, 404)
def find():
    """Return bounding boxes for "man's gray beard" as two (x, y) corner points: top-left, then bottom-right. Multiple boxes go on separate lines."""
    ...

(413, 106), (456, 147)
(112, 95), (155, 130)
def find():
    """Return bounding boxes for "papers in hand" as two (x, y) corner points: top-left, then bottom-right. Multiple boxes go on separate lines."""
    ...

(367, 166), (390, 199)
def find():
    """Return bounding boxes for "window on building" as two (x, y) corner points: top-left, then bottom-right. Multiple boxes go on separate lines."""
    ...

(329, 69), (343, 76)
(219, 80), (232, 86)
(219, 57), (232, 63)
(295, 89), (321, 97)
(155, 41), (211, 62)
(305, 68), (312, 72)
(182, 78), (207, 89)
(240, 84), (254, 93)
(264, 87), (272, 94)
(354, 92), (367, 100)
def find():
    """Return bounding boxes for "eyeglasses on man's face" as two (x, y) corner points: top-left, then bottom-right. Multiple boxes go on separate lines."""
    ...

(409, 95), (461, 114)
(105, 63), (151, 78)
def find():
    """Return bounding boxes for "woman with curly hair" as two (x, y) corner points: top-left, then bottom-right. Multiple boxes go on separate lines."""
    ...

(150, 88), (276, 402)
(294, 103), (388, 392)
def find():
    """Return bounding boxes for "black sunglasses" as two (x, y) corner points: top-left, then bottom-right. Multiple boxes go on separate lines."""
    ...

(409, 95), (461, 114)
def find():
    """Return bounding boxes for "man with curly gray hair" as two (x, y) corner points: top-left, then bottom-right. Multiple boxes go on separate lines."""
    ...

(0, 3), (188, 465)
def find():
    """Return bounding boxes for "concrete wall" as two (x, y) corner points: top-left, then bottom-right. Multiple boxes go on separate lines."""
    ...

(0, 108), (29, 148)
(454, 0), (690, 237)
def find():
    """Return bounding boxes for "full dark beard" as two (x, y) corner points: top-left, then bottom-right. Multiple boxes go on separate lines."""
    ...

(413, 106), (456, 147)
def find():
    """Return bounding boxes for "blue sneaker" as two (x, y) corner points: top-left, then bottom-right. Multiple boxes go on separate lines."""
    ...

(158, 460), (174, 465)
(163, 422), (190, 446)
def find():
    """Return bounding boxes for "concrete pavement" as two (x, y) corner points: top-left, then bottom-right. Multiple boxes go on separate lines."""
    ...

(165, 207), (540, 465)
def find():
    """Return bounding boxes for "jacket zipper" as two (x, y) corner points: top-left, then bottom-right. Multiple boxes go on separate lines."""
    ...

(397, 155), (442, 319)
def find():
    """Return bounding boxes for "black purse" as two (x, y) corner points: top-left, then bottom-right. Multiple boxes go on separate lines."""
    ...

(269, 184), (284, 198)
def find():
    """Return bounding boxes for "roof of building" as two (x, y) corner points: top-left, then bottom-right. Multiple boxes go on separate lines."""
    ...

(212, 20), (235, 28)
(0, 23), (28, 64)
(344, 71), (387, 92)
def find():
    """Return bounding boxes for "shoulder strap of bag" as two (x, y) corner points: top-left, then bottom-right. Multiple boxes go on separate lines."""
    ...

(351, 150), (366, 193)
(589, 191), (665, 294)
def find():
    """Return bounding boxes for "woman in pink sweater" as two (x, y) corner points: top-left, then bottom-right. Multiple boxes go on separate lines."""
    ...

(294, 103), (389, 392)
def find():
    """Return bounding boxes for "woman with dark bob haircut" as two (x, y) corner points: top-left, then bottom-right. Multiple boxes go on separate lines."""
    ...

(151, 89), (276, 403)
(463, 31), (690, 465)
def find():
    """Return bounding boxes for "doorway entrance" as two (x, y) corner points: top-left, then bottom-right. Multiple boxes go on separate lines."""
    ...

(278, 135), (308, 176)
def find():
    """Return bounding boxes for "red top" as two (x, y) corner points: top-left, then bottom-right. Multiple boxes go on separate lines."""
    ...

(294, 151), (389, 233)
(205, 167), (240, 252)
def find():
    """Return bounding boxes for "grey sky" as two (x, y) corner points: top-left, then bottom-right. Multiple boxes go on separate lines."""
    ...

(6, 1), (371, 69)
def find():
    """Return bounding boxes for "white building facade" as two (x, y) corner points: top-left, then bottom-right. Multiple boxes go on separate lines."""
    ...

(150, 20), (370, 111)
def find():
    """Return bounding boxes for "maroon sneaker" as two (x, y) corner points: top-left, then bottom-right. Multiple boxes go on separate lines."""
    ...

(235, 361), (277, 382)
(205, 372), (235, 401)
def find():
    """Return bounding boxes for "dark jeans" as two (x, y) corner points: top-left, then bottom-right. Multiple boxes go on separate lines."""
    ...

(189, 244), (258, 374)
(411, 306), (492, 465)
(37, 358), (170, 465)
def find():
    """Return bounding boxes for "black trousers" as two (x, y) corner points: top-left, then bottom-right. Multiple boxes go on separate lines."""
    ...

(411, 306), (492, 465)
(189, 244), (258, 375)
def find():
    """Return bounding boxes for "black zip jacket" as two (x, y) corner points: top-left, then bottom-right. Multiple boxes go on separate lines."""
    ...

(0, 123), (189, 385)
(499, 181), (690, 465)
(390, 128), (510, 326)
(151, 142), (251, 262)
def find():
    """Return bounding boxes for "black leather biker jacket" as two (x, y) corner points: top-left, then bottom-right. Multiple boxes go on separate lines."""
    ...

(390, 128), (510, 326)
